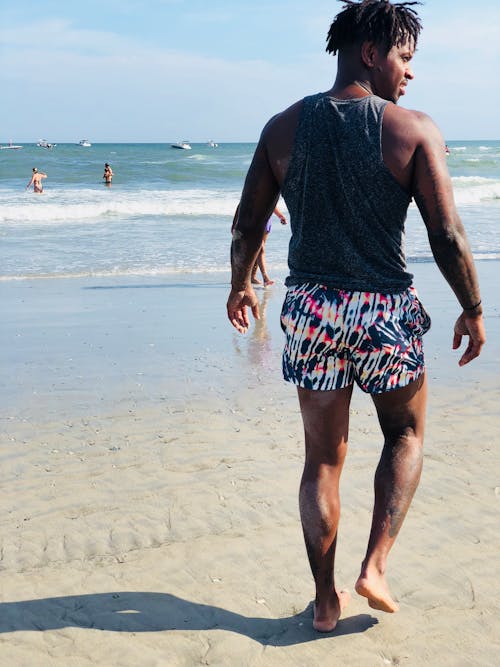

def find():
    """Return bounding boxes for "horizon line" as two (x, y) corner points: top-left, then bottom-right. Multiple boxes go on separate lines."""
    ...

(3, 138), (499, 145)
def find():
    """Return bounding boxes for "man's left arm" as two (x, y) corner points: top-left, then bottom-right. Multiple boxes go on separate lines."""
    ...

(411, 114), (486, 365)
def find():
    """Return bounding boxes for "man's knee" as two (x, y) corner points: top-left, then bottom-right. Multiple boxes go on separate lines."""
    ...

(381, 425), (424, 450)
(372, 375), (427, 440)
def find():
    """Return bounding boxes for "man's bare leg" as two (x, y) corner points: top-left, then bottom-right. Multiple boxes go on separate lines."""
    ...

(297, 385), (353, 631)
(355, 374), (427, 612)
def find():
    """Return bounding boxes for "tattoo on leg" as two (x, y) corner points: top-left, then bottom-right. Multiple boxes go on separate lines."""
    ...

(388, 506), (404, 538)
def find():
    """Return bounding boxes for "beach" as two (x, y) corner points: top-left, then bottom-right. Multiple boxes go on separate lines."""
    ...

(1, 260), (499, 666)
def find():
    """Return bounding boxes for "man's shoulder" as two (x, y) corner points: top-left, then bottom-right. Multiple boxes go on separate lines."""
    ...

(261, 99), (304, 139)
(384, 103), (441, 142)
(261, 100), (303, 155)
(385, 102), (432, 125)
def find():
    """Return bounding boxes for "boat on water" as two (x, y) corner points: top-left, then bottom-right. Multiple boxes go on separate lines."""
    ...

(171, 141), (192, 150)
(78, 139), (92, 147)
(37, 139), (56, 149)
(0, 142), (23, 150)
(207, 140), (218, 148)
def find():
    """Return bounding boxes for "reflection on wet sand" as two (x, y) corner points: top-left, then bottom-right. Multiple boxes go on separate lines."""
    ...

(231, 288), (282, 372)
(247, 289), (277, 370)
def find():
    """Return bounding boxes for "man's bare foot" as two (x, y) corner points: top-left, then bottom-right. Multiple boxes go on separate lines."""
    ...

(313, 589), (350, 632)
(263, 278), (275, 286)
(251, 277), (262, 285)
(355, 573), (399, 613)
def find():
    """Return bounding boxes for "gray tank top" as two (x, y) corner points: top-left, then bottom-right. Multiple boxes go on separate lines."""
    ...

(282, 92), (413, 292)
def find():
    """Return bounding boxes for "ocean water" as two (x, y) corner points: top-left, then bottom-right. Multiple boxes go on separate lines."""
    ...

(0, 140), (499, 280)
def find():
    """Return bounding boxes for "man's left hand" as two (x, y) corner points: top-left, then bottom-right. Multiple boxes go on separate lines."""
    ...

(452, 312), (486, 366)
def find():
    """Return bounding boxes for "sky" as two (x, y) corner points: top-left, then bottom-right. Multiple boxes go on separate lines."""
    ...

(1, 0), (499, 142)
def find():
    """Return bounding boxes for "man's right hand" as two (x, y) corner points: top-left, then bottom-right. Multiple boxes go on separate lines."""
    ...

(227, 287), (260, 334)
(452, 312), (486, 366)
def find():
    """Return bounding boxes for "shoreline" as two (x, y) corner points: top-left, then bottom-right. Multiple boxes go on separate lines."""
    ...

(1, 259), (498, 417)
(1, 259), (499, 665)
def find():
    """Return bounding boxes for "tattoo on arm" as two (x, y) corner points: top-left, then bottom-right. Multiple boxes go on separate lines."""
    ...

(413, 180), (481, 309)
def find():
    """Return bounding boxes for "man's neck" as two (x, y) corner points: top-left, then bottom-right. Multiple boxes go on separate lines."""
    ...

(327, 78), (373, 100)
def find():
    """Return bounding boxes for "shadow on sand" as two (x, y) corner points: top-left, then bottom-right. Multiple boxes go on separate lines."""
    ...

(0, 592), (377, 644)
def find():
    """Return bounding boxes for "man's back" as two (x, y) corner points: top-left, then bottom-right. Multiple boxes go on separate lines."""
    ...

(276, 92), (413, 292)
(263, 91), (431, 197)
(262, 82), (462, 246)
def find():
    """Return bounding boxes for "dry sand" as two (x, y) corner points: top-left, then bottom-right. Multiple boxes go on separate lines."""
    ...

(0, 261), (499, 666)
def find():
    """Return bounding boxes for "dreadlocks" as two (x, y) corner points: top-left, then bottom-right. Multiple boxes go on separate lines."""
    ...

(326, 0), (422, 56)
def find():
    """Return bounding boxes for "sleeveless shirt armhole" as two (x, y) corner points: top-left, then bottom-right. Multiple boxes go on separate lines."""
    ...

(282, 94), (321, 196)
(378, 102), (413, 200)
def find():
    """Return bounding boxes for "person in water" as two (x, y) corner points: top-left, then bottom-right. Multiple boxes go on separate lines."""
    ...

(103, 163), (113, 185)
(251, 206), (287, 286)
(227, 0), (485, 632)
(232, 205), (287, 286)
(26, 167), (47, 194)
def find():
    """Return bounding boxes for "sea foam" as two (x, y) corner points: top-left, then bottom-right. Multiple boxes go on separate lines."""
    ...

(0, 189), (241, 225)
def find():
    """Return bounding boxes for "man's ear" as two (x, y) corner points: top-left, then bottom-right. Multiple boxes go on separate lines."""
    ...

(360, 41), (378, 69)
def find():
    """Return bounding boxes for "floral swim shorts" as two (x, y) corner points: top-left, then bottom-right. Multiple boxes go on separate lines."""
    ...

(280, 283), (431, 394)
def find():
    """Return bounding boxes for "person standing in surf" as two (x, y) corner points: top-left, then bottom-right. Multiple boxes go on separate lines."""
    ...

(26, 168), (47, 194)
(232, 205), (287, 286)
(103, 163), (113, 185)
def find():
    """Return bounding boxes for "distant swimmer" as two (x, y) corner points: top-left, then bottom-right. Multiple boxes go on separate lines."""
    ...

(103, 163), (113, 185)
(26, 167), (47, 194)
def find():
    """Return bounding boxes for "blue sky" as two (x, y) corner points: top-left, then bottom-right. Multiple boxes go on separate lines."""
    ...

(1, 0), (499, 142)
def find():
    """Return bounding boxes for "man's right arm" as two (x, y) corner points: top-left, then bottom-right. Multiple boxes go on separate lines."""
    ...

(411, 114), (485, 365)
(227, 130), (281, 333)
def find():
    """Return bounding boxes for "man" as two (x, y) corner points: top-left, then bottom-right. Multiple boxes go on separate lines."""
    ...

(227, 0), (486, 633)
(26, 167), (47, 193)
